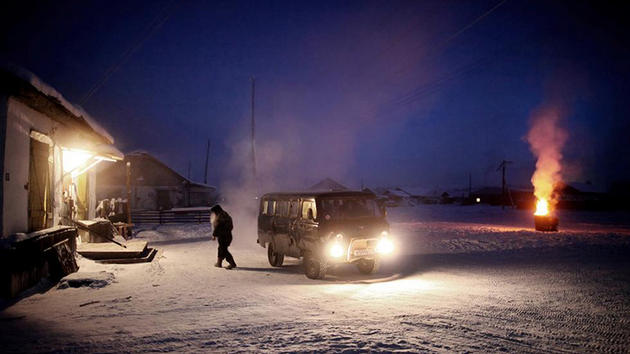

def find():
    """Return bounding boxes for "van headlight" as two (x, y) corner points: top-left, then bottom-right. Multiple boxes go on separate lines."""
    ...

(328, 233), (345, 258)
(329, 242), (345, 258)
(375, 236), (394, 254)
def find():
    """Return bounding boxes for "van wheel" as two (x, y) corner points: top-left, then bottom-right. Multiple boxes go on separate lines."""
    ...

(356, 259), (380, 274)
(267, 243), (284, 267)
(304, 253), (327, 279)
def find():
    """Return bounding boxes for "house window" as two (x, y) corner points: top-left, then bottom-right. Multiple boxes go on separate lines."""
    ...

(262, 200), (269, 215)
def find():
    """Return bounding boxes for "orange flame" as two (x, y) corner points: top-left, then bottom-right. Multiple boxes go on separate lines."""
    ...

(526, 107), (567, 216)
(534, 198), (549, 216)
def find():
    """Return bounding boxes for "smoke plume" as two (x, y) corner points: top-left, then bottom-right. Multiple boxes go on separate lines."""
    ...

(526, 106), (568, 206)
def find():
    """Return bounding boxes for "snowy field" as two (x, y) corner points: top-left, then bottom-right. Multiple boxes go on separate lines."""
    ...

(2, 205), (630, 353)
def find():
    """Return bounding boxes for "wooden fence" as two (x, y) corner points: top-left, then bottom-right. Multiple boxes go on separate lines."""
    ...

(131, 210), (211, 224)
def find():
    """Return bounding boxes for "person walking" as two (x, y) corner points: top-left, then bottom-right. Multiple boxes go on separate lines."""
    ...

(210, 204), (237, 269)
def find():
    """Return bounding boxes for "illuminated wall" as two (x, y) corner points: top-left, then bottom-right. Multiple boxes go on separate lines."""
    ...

(1, 98), (98, 237)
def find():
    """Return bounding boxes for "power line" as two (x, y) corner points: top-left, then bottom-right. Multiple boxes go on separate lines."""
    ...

(391, 0), (509, 79)
(356, 23), (548, 124)
(80, 0), (179, 105)
(338, 0), (511, 123)
(443, 0), (508, 49)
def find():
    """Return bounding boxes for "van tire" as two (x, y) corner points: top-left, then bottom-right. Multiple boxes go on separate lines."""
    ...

(267, 243), (284, 267)
(356, 259), (379, 274)
(304, 253), (327, 279)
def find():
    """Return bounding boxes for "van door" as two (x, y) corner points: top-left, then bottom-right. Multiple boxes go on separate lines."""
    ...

(286, 199), (302, 257)
(297, 199), (318, 249)
(257, 198), (275, 245)
(272, 200), (291, 253)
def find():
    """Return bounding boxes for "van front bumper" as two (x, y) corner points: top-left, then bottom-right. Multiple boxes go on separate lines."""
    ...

(326, 237), (393, 263)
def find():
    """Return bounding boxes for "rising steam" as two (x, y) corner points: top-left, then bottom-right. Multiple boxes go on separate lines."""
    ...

(526, 107), (568, 212)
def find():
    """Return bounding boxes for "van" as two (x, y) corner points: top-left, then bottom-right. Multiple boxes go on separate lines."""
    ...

(257, 191), (394, 279)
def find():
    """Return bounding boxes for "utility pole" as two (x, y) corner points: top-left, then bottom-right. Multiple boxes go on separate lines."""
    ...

(497, 160), (513, 209)
(204, 139), (210, 184)
(187, 160), (191, 180)
(468, 172), (472, 198)
(126, 161), (132, 226)
(250, 76), (257, 183)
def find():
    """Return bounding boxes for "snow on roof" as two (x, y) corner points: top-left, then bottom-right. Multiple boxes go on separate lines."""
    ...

(309, 178), (348, 191)
(2, 63), (115, 144)
(94, 143), (124, 160)
(384, 188), (411, 198)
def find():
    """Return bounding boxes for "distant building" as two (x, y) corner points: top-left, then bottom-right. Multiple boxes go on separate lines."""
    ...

(0, 65), (123, 237)
(556, 182), (610, 210)
(309, 178), (348, 192)
(96, 151), (216, 211)
(471, 186), (533, 207)
(381, 188), (414, 207)
(473, 182), (611, 210)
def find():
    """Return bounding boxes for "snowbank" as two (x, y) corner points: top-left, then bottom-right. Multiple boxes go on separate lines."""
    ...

(58, 271), (115, 289)
(1, 204), (629, 352)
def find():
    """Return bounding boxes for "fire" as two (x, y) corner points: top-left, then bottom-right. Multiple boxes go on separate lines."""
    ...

(534, 198), (549, 216)
(526, 106), (567, 217)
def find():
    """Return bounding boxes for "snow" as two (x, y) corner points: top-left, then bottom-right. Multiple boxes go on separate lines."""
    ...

(1, 204), (629, 352)
(0, 226), (75, 249)
(58, 270), (116, 289)
(2, 62), (115, 144)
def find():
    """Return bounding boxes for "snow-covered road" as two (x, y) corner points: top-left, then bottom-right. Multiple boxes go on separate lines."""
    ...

(2, 205), (630, 352)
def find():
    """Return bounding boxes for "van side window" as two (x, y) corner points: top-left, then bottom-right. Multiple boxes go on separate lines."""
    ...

(267, 200), (276, 215)
(276, 200), (288, 216)
(289, 200), (299, 218)
(262, 200), (269, 215)
(302, 201), (317, 220)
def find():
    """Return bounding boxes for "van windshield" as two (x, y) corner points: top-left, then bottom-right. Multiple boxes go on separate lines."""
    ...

(319, 198), (382, 219)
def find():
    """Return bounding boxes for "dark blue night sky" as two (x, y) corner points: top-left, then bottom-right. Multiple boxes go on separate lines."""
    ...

(2, 0), (629, 191)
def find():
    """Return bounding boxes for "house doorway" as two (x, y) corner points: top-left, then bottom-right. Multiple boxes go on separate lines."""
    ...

(28, 136), (52, 232)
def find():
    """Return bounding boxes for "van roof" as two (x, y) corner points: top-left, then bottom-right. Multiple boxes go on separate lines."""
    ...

(261, 190), (376, 199)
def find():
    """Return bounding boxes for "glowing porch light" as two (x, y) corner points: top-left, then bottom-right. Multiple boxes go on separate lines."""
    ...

(62, 148), (93, 173)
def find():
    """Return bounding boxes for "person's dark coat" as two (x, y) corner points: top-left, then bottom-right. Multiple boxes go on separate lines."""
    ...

(211, 204), (233, 241)
(210, 204), (236, 267)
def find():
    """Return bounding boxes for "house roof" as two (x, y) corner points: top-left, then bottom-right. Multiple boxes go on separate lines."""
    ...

(126, 151), (216, 190)
(308, 178), (348, 191)
(383, 188), (411, 198)
(1, 63), (115, 145)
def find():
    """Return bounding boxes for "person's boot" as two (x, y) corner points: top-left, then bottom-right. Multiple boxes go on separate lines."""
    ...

(214, 258), (223, 268)
(225, 261), (237, 270)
